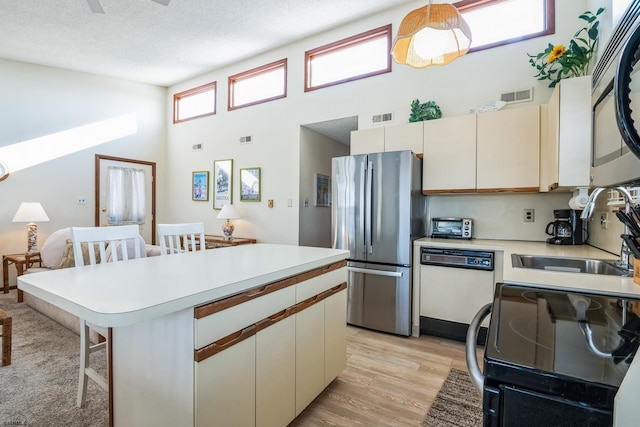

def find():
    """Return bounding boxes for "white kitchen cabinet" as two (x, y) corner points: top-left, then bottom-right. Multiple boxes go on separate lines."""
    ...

(476, 105), (540, 192)
(350, 122), (423, 155)
(384, 121), (424, 154)
(193, 261), (347, 427)
(540, 75), (591, 191)
(422, 114), (477, 193)
(324, 288), (347, 385)
(350, 127), (384, 154)
(256, 313), (296, 427)
(195, 332), (256, 427)
(295, 297), (326, 415)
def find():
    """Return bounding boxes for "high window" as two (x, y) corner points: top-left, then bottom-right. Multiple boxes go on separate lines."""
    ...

(456, 0), (554, 52)
(173, 82), (216, 124)
(305, 25), (392, 92)
(228, 59), (287, 111)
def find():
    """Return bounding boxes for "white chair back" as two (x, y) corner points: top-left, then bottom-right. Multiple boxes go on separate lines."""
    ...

(70, 225), (143, 266)
(157, 222), (206, 255)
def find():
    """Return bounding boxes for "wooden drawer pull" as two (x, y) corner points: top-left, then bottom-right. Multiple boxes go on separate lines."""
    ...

(195, 324), (256, 362)
(246, 285), (267, 297)
(255, 307), (295, 333)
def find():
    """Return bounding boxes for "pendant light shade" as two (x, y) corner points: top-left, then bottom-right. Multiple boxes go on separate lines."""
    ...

(392, 2), (472, 68)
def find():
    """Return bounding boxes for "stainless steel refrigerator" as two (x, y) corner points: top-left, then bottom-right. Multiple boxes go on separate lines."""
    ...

(331, 150), (426, 336)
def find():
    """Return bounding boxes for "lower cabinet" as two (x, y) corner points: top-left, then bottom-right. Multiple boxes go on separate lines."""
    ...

(193, 262), (347, 427)
(256, 315), (296, 427)
(295, 299), (326, 416)
(324, 289), (347, 385)
(195, 334), (256, 427)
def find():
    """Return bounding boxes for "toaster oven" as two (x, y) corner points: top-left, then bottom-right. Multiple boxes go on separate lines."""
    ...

(430, 218), (472, 239)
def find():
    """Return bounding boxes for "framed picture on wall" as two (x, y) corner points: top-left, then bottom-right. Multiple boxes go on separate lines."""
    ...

(213, 159), (233, 209)
(240, 167), (261, 202)
(314, 173), (331, 207)
(192, 171), (209, 201)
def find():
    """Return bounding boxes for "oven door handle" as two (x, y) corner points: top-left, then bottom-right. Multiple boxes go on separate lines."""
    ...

(466, 302), (492, 393)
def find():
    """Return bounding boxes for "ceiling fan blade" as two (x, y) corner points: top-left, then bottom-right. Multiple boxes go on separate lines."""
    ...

(151, 0), (171, 5)
(84, 0), (105, 14)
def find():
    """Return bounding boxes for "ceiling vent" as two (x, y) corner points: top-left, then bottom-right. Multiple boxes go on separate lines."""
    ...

(372, 113), (393, 125)
(500, 88), (533, 104)
(239, 135), (253, 144)
(192, 143), (203, 151)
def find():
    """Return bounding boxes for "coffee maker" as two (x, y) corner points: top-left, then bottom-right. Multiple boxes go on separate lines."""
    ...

(545, 209), (585, 245)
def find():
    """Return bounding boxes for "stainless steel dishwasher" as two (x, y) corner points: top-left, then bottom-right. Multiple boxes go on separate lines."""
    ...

(419, 247), (495, 342)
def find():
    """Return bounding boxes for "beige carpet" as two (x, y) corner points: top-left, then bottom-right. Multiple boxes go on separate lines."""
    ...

(423, 368), (483, 427)
(0, 289), (108, 427)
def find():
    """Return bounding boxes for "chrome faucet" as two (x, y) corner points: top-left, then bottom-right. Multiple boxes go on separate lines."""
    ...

(580, 186), (635, 270)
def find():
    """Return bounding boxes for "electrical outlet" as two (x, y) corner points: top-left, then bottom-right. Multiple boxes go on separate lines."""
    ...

(268, 199), (274, 208)
(77, 196), (87, 205)
(287, 198), (292, 207)
(600, 212), (608, 229)
(523, 208), (535, 222)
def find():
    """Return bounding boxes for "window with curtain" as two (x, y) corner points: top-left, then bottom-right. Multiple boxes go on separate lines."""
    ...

(107, 166), (146, 225)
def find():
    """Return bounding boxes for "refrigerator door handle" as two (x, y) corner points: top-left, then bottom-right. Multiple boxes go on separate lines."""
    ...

(347, 267), (403, 277)
(366, 161), (374, 255)
(360, 162), (367, 252)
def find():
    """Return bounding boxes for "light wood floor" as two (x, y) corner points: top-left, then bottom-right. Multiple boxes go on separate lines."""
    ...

(290, 326), (482, 426)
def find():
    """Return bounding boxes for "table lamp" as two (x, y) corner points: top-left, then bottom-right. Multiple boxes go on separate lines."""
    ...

(12, 202), (50, 253)
(216, 204), (240, 240)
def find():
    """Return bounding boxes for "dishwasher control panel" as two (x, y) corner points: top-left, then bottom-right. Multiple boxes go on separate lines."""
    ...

(420, 247), (494, 271)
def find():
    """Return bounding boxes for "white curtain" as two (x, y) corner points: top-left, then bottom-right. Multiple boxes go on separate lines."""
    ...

(107, 166), (146, 225)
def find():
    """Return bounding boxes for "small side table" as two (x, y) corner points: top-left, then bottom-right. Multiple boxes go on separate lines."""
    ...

(0, 308), (11, 366)
(2, 252), (42, 302)
(202, 235), (256, 249)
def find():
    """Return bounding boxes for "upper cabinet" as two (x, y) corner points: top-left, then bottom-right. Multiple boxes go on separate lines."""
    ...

(384, 122), (424, 154)
(350, 127), (384, 155)
(350, 122), (423, 155)
(539, 75), (591, 191)
(423, 114), (477, 193)
(476, 105), (540, 192)
(422, 105), (541, 194)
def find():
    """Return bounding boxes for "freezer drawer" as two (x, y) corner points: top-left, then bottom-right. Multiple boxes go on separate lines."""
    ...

(347, 262), (411, 336)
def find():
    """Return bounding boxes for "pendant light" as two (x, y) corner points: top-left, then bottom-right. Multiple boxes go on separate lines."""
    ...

(392, 1), (472, 68)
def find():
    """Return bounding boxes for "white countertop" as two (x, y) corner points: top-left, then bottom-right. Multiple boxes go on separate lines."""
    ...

(18, 244), (349, 328)
(415, 238), (640, 297)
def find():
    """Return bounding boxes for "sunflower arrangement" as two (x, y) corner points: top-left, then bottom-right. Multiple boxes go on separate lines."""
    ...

(528, 8), (604, 88)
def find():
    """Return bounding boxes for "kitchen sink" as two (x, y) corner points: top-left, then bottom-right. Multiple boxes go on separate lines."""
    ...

(511, 254), (632, 277)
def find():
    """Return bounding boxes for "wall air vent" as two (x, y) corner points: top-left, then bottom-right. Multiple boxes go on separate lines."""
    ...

(500, 88), (533, 104)
(372, 113), (393, 124)
(192, 143), (203, 151)
(239, 135), (253, 144)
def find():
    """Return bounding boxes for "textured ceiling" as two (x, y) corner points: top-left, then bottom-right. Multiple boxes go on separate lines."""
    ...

(0, 0), (414, 87)
(304, 116), (358, 145)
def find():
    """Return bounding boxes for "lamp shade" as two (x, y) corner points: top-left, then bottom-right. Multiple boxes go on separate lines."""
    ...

(216, 204), (240, 220)
(12, 202), (50, 223)
(392, 2), (472, 68)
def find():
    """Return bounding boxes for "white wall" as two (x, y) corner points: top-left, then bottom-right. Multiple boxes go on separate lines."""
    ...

(166, 0), (598, 244)
(298, 127), (349, 247)
(0, 59), (167, 261)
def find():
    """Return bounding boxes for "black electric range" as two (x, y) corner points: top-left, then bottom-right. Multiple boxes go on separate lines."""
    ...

(482, 283), (640, 427)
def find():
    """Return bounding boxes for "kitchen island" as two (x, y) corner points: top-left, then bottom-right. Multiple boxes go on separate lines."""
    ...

(18, 243), (349, 427)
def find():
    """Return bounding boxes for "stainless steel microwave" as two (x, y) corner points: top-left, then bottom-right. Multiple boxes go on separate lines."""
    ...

(591, 0), (640, 187)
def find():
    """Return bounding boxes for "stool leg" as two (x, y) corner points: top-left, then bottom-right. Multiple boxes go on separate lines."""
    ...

(77, 319), (90, 407)
(1, 316), (11, 366)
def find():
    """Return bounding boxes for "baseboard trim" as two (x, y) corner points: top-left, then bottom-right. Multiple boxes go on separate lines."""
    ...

(419, 316), (487, 345)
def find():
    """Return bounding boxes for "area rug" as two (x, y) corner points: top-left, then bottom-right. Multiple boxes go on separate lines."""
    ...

(422, 368), (483, 427)
(0, 289), (108, 427)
